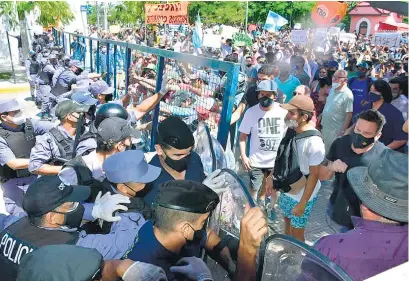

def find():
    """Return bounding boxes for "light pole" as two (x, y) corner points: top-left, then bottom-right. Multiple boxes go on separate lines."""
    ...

(245, 0), (249, 32)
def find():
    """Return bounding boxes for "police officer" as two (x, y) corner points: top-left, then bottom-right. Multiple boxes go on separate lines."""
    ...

(59, 117), (141, 203)
(124, 180), (230, 280)
(90, 80), (115, 105)
(50, 60), (83, 108)
(28, 100), (89, 175)
(145, 116), (226, 206)
(0, 175), (143, 281)
(37, 53), (59, 119)
(25, 50), (40, 102)
(0, 99), (54, 215)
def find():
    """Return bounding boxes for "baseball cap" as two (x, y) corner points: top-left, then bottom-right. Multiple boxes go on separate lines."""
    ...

(357, 62), (370, 69)
(280, 95), (315, 112)
(347, 149), (408, 223)
(71, 91), (98, 106)
(155, 180), (220, 214)
(69, 60), (83, 69)
(55, 100), (90, 120)
(256, 80), (278, 92)
(156, 116), (195, 149)
(103, 150), (161, 184)
(328, 60), (339, 69)
(144, 63), (157, 72)
(122, 261), (167, 281)
(97, 116), (141, 144)
(23, 176), (90, 218)
(17, 245), (102, 281)
(0, 98), (24, 114)
(90, 80), (114, 96)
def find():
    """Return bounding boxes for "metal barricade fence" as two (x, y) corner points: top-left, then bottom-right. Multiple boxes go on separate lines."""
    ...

(53, 28), (239, 151)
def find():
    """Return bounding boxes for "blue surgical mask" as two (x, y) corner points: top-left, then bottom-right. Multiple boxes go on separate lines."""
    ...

(367, 91), (382, 103)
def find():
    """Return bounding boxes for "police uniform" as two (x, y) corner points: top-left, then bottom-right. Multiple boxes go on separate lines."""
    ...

(125, 180), (219, 280)
(37, 54), (58, 118)
(0, 176), (145, 281)
(50, 60), (81, 109)
(25, 54), (40, 101)
(28, 100), (90, 174)
(144, 117), (206, 206)
(0, 99), (54, 215)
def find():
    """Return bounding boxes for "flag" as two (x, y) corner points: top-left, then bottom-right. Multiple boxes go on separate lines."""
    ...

(192, 13), (202, 49)
(263, 11), (288, 32)
(311, 1), (347, 27)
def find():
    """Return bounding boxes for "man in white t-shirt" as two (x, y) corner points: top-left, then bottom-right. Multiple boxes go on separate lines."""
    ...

(268, 95), (325, 242)
(239, 80), (287, 216)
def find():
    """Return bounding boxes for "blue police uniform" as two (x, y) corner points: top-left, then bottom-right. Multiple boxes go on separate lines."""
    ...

(144, 151), (206, 206)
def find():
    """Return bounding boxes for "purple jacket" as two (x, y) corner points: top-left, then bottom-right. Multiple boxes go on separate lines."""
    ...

(314, 217), (408, 281)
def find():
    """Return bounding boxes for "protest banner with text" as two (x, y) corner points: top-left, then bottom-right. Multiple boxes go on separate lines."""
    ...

(372, 33), (401, 48)
(145, 2), (189, 25)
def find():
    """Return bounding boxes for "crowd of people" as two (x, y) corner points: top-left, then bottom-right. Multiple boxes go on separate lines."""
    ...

(0, 23), (407, 281)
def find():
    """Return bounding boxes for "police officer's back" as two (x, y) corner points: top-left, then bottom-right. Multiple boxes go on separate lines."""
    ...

(51, 60), (83, 99)
(28, 100), (89, 175)
(0, 99), (54, 214)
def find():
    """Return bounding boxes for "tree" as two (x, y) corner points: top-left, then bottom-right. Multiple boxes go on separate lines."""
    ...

(188, 1), (246, 25)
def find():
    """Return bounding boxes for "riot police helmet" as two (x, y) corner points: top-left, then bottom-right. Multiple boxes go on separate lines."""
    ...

(94, 103), (129, 128)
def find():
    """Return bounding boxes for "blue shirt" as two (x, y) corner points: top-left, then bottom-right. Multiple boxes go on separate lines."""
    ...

(144, 151), (206, 206)
(376, 103), (408, 147)
(124, 221), (205, 281)
(274, 75), (301, 103)
(348, 77), (371, 115)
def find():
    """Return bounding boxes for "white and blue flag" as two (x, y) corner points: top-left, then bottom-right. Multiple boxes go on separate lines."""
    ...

(263, 11), (288, 32)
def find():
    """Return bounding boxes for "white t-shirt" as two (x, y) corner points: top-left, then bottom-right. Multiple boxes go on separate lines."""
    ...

(239, 103), (288, 168)
(285, 131), (325, 202)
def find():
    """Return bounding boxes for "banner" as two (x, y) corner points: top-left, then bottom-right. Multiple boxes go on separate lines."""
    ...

(232, 32), (253, 47)
(203, 34), (222, 48)
(291, 30), (308, 45)
(372, 33), (401, 48)
(264, 11), (288, 32)
(145, 2), (189, 25)
(311, 1), (347, 27)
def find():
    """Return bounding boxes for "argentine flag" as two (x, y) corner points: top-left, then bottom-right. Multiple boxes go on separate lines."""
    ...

(264, 11), (288, 32)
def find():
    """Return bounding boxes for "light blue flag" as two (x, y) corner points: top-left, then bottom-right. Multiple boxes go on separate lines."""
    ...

(263, 11), (288, 32)
(192, 13), (202, 49)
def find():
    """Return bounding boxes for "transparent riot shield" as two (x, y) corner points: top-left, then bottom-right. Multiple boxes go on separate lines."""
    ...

(205, 168), (257, 280)
(193, 122), (227, 175)
(258, 234), (353, 281)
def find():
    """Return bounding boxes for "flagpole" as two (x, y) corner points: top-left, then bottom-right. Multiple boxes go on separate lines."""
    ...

(245, 0), (249, 32)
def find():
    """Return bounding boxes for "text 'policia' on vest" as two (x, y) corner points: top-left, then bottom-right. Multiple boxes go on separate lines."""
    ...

(0, 120), (35, 183)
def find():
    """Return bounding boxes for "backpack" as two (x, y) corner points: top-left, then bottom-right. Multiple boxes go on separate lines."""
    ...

(273, 129), (322, 193)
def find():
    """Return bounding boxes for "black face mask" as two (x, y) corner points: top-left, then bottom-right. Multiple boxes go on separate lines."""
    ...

(74, 69), (83, 75)
(404, 63), (408, 72)
(351, 131), (375, 149)
(186, 224), (206, 244)
(163, 153), (190, 172)
(105, 94), (113, 102)
(54, 203), (85, 229)
(259, 96), (274, 108)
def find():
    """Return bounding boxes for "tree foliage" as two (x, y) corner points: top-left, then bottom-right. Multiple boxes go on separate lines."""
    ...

(188, 1), (246, 25)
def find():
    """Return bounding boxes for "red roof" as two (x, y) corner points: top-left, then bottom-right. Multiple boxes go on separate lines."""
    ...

(349, 1), (390, 16)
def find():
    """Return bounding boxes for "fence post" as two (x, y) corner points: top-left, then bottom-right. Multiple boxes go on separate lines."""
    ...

(96, 41), (100, 73)
(150, 56), (165, 152)
(113, 45), (117, 98)
(62, 33), (65, 51)
(69, 34), (72, 56)
(89, 39), (93, 73)
(124, 47), (131, 95)
(106, 43), (111, 86)
(217, 63), (240, 149)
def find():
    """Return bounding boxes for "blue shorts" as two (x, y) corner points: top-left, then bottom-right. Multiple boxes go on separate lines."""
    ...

(278, 193), (318, 229)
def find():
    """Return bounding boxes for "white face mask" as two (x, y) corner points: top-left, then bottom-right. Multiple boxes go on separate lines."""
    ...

(392, 91), (400, 98)
(332, 82), (341, 89)
(12, 111), (27, 125)
(285, 118), (298, 129)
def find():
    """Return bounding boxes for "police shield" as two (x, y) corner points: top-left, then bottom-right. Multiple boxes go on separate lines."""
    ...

(193, 122), (227, 174)
(258, 234), (353, 281)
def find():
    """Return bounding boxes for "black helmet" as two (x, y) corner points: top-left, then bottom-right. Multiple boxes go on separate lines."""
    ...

(94, 103), (129, 128)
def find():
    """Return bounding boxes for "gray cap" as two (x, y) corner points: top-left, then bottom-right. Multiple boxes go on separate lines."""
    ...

(97, 116), (141, 144)
(122, 261), (167, 281)
(103, 150), (161, 184)
(256, 80), (278, 92)
(90, 80), (114, 96)
(0, 98), (24, 114)
(55, 100), (90, 120)
(69, 60), (83, 69)
(71, 91), (98, 106)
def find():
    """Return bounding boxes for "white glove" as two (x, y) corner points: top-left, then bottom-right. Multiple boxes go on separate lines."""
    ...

(159, 74), (169, 95)
(202, 169), (227, 195)
(91, 192), (130, 222)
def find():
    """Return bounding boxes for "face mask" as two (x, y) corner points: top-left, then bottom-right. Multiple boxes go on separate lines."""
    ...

(285, 118), (298, 129)
(404, 63), (408, 72)
(332, 82), (341, 89)
(259, 96), (274, 108)
(246, 63), (252, 67)
(163, 152), (190, 172)
(392, 91), (400, 98)
(54, 203), (85, 229)
(12, 111), (27, 125)
(74, 69), (83, 75)
(186, 224), (206, 244)
(358, 71), (367, 78)
(367, 91), (382, 103)
(101, 48), (107, 53)
(105, 94), (113, 102)
(351, 131), (375, 149)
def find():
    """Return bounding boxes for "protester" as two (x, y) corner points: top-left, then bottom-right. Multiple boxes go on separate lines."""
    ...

(321, 70), (354, 153)
(315, 149), (408, 281)
(389, 77), (408, 121)
(347, 62), (373, 116)
(275, 62), (301, 103)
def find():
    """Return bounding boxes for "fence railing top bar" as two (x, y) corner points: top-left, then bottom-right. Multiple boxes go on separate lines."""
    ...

(55, 28), (236, 72)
